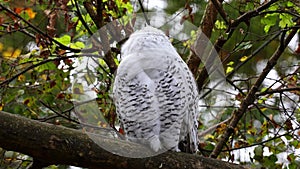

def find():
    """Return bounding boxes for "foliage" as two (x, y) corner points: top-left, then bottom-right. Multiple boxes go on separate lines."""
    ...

(0, 0), (299, 168)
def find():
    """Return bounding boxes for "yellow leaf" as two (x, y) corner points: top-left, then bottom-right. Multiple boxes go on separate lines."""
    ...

(3, 48), (21, 59)
(12, 49), (21, 58)
(204, 134), (215, 140)
(226, 66), (234, 74)
(18, 74), (25, 82)
(0, 103), (3, 111)
(0, 42), (3, 51)
(240, 55), (248, 62)
(41, 74), (47, 81)
(25, 8), (36, 19)
(260, 107), (267, 112)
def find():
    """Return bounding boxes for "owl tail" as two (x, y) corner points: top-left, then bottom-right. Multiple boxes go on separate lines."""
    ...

(178, 129), (198, 153)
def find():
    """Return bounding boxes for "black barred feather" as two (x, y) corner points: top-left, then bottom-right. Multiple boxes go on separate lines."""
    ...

(113, 26), (199, 153)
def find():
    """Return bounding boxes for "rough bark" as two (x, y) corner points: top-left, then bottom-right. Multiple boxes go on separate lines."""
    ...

(187, 0), (224, 90)
(0, 111), (245, 169)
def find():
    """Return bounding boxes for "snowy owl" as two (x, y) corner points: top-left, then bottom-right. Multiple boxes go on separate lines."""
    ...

(113, 26), (199, 153)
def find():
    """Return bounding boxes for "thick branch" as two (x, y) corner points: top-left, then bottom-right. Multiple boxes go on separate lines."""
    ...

(84, 1), (103, 29)
(188, 0), (223, 89)
(210, 0), (228, 24)
(83, 1), (118, 73)
(0, 111), (245, 169)
(228, 0), (279, 34)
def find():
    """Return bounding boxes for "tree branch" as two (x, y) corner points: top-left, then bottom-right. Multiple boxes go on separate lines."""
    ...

(209, 21), (300, 158)
(0, 54), (87, 86)
(227, 0), (279, 35)
(193, 0), (280, 90)
(187, 0), (224, 89)
(0, 4), (81, 53)
(257, 87), (300, 96)
(73, 0), (94, 35)
(83, 1), (118, 73)
(0, 111), (245, 169)
(210, 0), (228, 25)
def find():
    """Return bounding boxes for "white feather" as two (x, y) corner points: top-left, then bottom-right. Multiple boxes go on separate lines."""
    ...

(113, 26), (199, 153)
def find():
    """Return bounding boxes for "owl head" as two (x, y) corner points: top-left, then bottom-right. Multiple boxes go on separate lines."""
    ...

(121, 26), (172, 59)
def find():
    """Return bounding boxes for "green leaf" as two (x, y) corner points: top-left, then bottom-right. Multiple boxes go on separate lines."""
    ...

(226, 61), (234, 74)
(268, 4), (278, 11)
(70, 41), (85, 49)
(123, 2), (133, 13)
(279, 13), (294, 28)
(286, 1), (294, 7)
(263, 25), (272, 33)
(261, 13), (278, 33)
(253, 145), (263, 161)
(288, 163), (298, 169)
(215, 20), (227, 30)
(245, 2), (254, 11)
(227, 61), (234, 66)
(54, 35), (71, 46)
(290, 140), (299, 147)
(204, 143), (215, 151)
(263, 154), (278, 168)
(258, 97), (267, 104)
(35, 62), (57, 72)
(260, 87), (268, 93)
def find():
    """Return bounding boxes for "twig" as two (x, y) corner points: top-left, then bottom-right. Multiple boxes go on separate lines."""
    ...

(257, 87), (300, 96)
(210, 0), (229, 25)
(39, 100), (79, 124)
(138, 0), (150, 25)
(198, 118), (231, 138)
(200, 29), (282, 100)
(209, 21), (300, 158)
(223, 129), (299, 152)
(73, 0), (93, 35)
(0, 4), (81, 53)
(0, 54), (100, 86)
(227, 0), (279, 34)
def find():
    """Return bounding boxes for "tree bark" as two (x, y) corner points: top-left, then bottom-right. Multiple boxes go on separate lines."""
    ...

(187, 0), (224, 90)
(0, 111), (245, 169)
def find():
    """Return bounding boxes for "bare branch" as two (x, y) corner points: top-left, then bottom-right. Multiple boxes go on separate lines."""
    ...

(257, 87), (300, 96)
(209, 20), (300, 158)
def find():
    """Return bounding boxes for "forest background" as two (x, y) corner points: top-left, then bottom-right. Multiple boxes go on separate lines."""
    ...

(0, 0), (300, 168)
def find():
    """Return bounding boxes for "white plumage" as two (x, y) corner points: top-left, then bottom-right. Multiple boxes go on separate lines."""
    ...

(113, 26), (199, 153)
